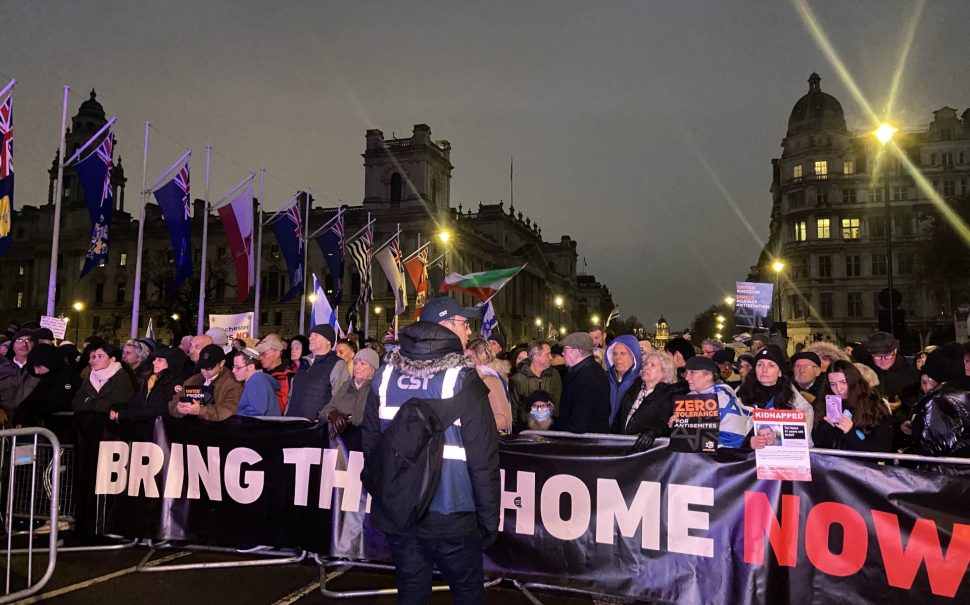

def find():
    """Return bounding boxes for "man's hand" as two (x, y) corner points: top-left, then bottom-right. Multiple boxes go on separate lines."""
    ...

(177, 400), (201, 416)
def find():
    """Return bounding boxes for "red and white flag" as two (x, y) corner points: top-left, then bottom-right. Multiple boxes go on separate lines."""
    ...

(217, 180), (255, 303)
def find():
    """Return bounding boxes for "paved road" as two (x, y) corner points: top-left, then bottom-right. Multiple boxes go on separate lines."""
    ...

(5, 542), (606, 604)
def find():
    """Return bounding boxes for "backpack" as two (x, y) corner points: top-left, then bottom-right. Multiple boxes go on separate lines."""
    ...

(361, 373), (488, 533)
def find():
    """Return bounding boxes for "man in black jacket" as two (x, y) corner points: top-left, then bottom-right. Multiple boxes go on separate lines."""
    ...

(362, 299), (498, 605)
(286, 324), (349, 420)
(556, 332), (611, 434)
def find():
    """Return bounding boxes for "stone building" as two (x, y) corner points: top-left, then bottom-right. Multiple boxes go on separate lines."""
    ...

(752, 73), (970, 350)
(1, 94), (613, 344)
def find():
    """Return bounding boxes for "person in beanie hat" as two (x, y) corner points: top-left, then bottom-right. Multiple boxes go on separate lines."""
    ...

(286, 324), (349, 420)
(320, 347), (380, 436)
(713, 348), (740, 387)
(790, 351), (827, 406)
(362, 318), (498, 604)
(741, 346), (815, 444)
(682, 355), (750, 448)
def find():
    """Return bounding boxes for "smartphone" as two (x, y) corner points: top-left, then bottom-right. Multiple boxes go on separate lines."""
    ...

(825, 395), (843, 423)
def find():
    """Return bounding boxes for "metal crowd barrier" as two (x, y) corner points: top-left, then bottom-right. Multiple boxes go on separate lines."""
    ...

(0, 427), (61, 604)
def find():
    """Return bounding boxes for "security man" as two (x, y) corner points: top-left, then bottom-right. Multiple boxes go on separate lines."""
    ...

(362, 297), (499, 605)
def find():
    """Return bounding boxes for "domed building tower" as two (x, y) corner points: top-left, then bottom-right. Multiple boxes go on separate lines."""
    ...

(654, 315), (669, 350)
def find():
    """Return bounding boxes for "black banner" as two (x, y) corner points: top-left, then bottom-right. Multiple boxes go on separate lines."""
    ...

(96, 418), (970, 603)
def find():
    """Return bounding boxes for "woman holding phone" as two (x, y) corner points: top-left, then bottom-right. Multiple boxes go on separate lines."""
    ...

(813, 359), (893, 452)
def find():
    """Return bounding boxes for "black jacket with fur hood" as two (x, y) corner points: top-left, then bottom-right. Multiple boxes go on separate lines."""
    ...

(362, 321), (500, 542)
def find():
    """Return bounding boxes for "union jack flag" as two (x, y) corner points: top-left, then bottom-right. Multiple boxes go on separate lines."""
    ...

(0, 95), (12, 179)
(286, 197), (305, 245)
(330, 211), (344, 246)
(94, 134), (114, 203)
(173, 163), (190, 220)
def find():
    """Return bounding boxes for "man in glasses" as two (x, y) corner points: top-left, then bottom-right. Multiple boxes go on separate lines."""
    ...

(0, 330), (39, 426)
(865, 331), (920, 448)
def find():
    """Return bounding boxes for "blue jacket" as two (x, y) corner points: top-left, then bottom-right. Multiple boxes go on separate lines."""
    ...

(605, 335), (643, 427)
(238, 372), (280, 417)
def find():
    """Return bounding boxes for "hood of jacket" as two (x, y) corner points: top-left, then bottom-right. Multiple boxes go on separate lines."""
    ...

(397, 320), (464, 361)
(605, 335), (644, 424)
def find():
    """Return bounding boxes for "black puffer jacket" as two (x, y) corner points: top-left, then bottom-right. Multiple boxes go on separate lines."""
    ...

(909, 384), (970, 473)
(12, 346), (81, 427)
(613, 378), (686, 436)
(117, 349), (187, 422)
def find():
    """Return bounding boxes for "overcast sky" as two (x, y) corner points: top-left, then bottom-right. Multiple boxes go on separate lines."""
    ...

(3, 1), (969, 328)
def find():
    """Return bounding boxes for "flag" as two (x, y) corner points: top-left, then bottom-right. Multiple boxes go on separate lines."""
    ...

(375, 233), (407, 316)
(152, 161), (193, 289)
(314, 211), (344, 304)
(347, 223), (373, 304)
(74, 132), (114, 278)
(217, 181), (255, 303)
(606, 307), (620, 327)
(145, 317), (156, 341)
(0, 92), (13, 257)
(480, 300), (498, 340)
(344, 304), (358, 335)
(439, 266), (525, 301)
(404, 247), (429, 319)
(383, 324), (396, 343)
(310, 273), (339, 332)
(269, 194), (305, 303)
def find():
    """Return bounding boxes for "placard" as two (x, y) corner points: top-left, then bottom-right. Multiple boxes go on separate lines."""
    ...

(668, 395), (719, 453)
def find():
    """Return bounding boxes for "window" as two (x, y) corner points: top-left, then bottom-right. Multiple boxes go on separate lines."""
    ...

(116, 283), (126, 303)
(871, 217), (886, 239)
(847, 292), (863, 318)
(872, 254), (887, 276)
(942, 152), (954, 167)
(818, 255), (832, 278)
(93, 316), (101, 330)
(120, 253), (127, 267)
(841, 218), (861, 239)
(793, 257), (809, 279)
(898, 253), (914, 275)
(16, 292), (23, 309)
(390, 173), (403, 202)
(845, 255), (861, 277)
(843, 161), (855, 175)
(817, 218), (831, 239)
(930, 152), (936, 166)
(896, 213), (913, 236)
(793, 165), (803, 180)
(260, 311), (268, 325)
(790, 295), (804, 318)
(815, 161), (828, 179)
(218, 247), (227, 261)
(819, 293), (834, 318)
(17, 265), (24, 276)
(274, 311), (283, 326)
(792, 220), (807, 242)
(944, 180), (956, 196)
(842, 189), (857, 204)
(816, 190), (828, 206)
(787, 190), (806, 209)
(216, 278), (226, 301)
(892, 186), (908, 201)
(867, 188), (884, 203)
(95, 283), (104, 303)
(941, 128), (953, 141)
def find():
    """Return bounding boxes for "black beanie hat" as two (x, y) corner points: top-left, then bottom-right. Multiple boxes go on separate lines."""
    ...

(753, 344), (788, 372)
(28, 344), (64, 372)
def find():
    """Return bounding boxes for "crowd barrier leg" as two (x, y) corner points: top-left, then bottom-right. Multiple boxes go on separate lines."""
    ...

(0, 428), (61, 604)
(315, 557), (501, 599)
(136, 541), (306, 572)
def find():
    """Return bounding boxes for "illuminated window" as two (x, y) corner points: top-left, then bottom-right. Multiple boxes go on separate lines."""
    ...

(841, 218), (861, 239)
(793, 165), (803, 180)
(843, 161), (854, 175)
(814, 161), (828, 179)
(16, 292), (23, 308)
(792, 220), (807, 242)
(817, 218), (831, 239)
(17, 265), (24, 276)
(120, 253), (127, 267)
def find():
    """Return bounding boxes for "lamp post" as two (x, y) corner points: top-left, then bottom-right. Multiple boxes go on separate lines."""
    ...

(772, 261), (784, 322)
(374, 306), (383, 340)
(437, 230), (451, 275)
(534, 317), (542, 338)
(874, 123), (898, 336)
(554, 295), (564, 337)
(72, 301), (84, 342)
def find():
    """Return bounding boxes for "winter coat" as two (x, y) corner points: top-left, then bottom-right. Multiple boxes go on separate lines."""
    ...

(72, 365), (136, 414)
(266, 364), (295, 415)
(168, 369), (243, 421)
(320, 378), (371, 425)
(508, 364), (561, 431)
(605, 335), (643, 428)
(286, 351), (350, 420)
(813, 414), (894, 453)
(0, 357), (39, 414)
(116, 369), (181, 422)
(867, 356), (921, 408)
(556, 355), (611, 434)
(12, 365), (81, 427)
(613, 378), (685, 436)
(238, 372), (281, 417)
(477, 368), (512, 433)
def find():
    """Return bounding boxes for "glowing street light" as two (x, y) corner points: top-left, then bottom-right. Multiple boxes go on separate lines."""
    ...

(437, 230), (451, 244)
(307, 293), (317, 304)
(171, 313), (180, 321)
(772, 260), (784, 273)
(874, 123), (897, 145)
(724, 296), (735, 306)
(771, 261), (784, 321)
(72, 301), (84, 342)
(554, 295), (564, 308)
(591, 314), (601, 325)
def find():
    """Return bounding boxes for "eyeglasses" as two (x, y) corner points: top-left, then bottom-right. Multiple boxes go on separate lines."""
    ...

(14, 338), (32, 345)
(449, 317), (470, 328)
(873, 352), (896, 361)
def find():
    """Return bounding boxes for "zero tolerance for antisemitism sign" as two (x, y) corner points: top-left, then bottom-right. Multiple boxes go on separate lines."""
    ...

(94, 418), (970, 604)
(735, 281), (773, 329)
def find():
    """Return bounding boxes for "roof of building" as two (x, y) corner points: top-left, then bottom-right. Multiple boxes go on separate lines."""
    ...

(787, 73), (847, 137)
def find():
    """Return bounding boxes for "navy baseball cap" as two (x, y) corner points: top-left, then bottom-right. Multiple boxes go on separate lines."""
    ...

(419, 297), (480, 323)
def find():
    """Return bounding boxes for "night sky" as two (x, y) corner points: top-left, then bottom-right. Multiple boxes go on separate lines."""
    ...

(2, 1), (969, 329)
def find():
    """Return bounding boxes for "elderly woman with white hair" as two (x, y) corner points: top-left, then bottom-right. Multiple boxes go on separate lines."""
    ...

(614, 350), (686, 449)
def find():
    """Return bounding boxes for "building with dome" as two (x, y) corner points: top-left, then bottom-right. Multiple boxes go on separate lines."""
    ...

(653, 316), (669, 349)
(751, 73), (970, 349)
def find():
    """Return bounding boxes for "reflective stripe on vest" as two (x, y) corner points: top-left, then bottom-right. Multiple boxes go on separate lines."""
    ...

(378, 366), (463, 428)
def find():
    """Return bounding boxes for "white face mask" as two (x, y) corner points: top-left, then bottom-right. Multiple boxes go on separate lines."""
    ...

(530, 407), (552, 422)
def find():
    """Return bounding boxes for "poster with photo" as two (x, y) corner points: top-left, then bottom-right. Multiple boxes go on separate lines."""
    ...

(753, 408), (811, 481)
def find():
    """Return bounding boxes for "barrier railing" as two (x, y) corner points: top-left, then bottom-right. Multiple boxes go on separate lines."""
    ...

(0, 427), (61, 604)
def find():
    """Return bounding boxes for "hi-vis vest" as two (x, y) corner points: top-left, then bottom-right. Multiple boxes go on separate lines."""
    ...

(375, 363), (476, 515)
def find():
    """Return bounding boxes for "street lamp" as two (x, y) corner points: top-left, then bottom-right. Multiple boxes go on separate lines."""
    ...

(534, 317), (542, 338)
(771, 261), (784, 321)
(171, 313), (180, 321)
(591, 314), (600, 326)
(724, 295), (735, 306)
(874, 123), (897, 336)
(554, 295), (564, 335)
(374, 306), (383, 339)
(437, 230), (451, 274)
(72, 301), (84, 342)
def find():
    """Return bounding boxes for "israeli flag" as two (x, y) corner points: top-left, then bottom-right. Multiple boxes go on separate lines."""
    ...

(480, 300), (498, 340)
(310, 273), (339, 332)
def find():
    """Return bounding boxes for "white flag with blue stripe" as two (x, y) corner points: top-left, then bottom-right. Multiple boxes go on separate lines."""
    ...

(480, 300), (498, 340)
(310, 273), (339, 332)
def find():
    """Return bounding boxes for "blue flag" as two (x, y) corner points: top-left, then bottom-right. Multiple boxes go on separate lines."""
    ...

(0, 94), (14, 257)
(480, 300), (498, 340)
(314, 211), (344, 304)
(310, 273), (339, 332)
(269, 195), (305, 303)
(152, 162), (193, 289)
(75, 134), (114, 278)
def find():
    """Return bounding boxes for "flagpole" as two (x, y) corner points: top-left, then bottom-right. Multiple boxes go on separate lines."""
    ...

(0, 79), (15, 103)
(64, 117), (117, 166)
(402, 240), (430, 263)
(196, 146), (211, 335)
(394, 223), (400, 338)
(307, 205), (342, 239)
(130, 121), (150, 338)
(364, 212), (371, 338)
(253, 168), (265, 338)
(147, 149), (191, 193)
(46, 86), (70, 317)
(263, 191), (300, 227)
(299, 190), (311, 333)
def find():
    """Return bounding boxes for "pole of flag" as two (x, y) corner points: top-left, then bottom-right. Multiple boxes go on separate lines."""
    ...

(46, 86), (70, 317)
(130, 121), (150, 339)
(299, 190), (311, 333)
(253, 168), (265, 338)
(196, 146), (211, 335)
(364, 212), (371, 338)
(0, 80), (14, 103)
